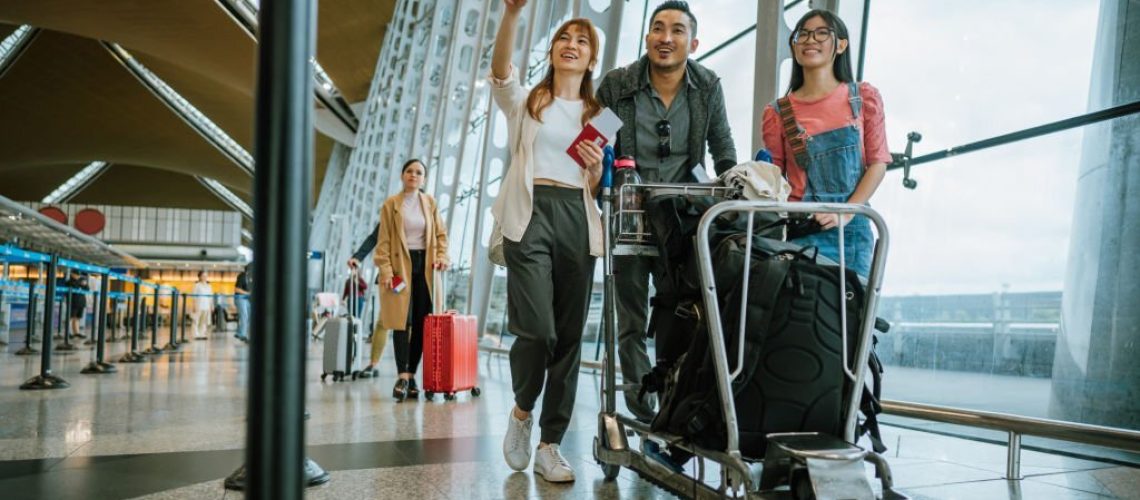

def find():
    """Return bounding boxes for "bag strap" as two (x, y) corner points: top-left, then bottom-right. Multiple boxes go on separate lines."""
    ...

(776, 95), (812, 170)
(732, 258), (791, 387)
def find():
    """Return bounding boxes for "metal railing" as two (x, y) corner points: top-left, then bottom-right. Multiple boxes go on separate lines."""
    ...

(881, 399), (1140, 479)
(477, 343), (1140, 480)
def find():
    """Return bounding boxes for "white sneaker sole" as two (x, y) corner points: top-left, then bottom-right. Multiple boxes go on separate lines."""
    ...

(535, 467), (575, 483)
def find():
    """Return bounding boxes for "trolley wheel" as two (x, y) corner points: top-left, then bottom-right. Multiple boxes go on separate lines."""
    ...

(320, 373), (328, 382)
(471, 387), (482, 397)
(351, 372), (358, 381)
(791, 468), (815, 500)
(444, 393), (456, 401)
(425, 391), (435, 401)
(601, 463), (620, 481)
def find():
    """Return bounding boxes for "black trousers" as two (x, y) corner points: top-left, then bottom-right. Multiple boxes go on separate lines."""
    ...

(395, 249), (432, 375)
(504, 185), (597, 445)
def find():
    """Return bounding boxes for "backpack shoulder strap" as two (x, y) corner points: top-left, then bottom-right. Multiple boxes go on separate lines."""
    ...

(776, 95), (812, 169)
(732, 255), (792, 385)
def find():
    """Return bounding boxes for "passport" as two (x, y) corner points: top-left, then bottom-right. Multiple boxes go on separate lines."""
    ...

(566, 107), (622, 168)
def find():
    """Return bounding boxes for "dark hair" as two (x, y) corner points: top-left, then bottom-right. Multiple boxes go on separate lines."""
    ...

(400, 159), (425, 174)
(526, 18), (603, 126)
(786, 9), (854, 94)
(650, 1), (697, 38)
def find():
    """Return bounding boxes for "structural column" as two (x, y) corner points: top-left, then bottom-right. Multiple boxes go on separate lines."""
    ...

(229, 0), (328, 495)
(1050, 0), (1140, 430)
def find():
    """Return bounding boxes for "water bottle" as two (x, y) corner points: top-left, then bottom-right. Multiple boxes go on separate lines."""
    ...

(613, 156), (645, 242)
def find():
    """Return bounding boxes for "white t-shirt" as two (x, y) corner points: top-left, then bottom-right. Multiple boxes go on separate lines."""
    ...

(402, 192), (426, 250)
(532, 97), (586, 188)
(192, 282), (213, 312)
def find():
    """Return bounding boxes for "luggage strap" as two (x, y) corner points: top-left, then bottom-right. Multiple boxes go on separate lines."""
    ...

(776, 95), (812, 170)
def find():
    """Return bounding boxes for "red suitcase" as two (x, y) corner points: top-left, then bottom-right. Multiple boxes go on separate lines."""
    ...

(422, 310), (481, 401)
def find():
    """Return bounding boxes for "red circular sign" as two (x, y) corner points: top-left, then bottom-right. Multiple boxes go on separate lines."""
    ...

(75, 208), (106, 235)
(38, 206), (67, 224)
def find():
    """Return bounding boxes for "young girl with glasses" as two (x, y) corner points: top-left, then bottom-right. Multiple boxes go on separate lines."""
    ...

(761, 9), (891, 278)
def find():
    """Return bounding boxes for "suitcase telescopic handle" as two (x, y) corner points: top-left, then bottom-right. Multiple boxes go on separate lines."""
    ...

(433, 269), (446, 315)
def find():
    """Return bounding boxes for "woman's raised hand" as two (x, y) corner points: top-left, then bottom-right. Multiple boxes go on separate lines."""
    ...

(493, 0), (525, 79)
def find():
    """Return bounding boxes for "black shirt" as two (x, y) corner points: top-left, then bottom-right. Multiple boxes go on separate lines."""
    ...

(235, 271), (250, 294)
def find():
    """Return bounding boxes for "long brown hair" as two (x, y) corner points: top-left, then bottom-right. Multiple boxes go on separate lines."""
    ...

(525, 18), (602, 126)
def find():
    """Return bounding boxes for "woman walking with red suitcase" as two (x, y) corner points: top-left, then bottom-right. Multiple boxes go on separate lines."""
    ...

(372, 159), (450, 401)
(489, 0), (606, 483)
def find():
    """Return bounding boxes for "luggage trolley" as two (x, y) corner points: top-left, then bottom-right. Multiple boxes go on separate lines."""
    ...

(593, 178), (904, 499)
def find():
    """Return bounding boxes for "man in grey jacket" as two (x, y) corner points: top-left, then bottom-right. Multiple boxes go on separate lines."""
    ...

(597, 0), (737, 424)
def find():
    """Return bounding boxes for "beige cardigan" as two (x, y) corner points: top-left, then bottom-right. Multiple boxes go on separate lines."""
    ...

(488, 65), (604, 258)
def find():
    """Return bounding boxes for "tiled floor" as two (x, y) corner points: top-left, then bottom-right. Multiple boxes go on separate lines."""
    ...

(0, 331), (1137, 499)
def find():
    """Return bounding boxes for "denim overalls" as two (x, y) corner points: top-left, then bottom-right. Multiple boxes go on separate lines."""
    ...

(773, 82), (874, 277)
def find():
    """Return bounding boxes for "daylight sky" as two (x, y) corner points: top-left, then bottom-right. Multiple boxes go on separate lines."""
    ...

(610, 0), (1103, 296)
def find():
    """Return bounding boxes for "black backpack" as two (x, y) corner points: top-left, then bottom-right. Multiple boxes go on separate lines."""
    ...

(640, 194), (783, 377)
(652, 233), (887, 458)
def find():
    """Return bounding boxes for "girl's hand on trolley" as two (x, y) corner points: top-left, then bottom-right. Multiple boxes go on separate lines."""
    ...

(813, 213), (853, 230)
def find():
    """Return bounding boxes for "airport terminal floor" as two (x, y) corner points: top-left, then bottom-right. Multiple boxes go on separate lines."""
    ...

(1, 331), (1137, 499)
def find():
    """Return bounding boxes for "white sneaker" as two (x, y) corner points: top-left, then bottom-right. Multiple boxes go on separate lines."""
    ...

(533, 443), (575, 483)
(503, 409), (534, 471)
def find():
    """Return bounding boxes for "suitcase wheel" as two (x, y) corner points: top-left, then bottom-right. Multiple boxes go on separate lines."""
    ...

(601, 463), (620, 481)
(471, 387), (481, 397)
(444, 393), (456, 401)
(425, 391), (434, 401)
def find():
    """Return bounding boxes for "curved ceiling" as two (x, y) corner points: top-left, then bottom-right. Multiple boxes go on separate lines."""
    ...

(0, 0), (255, 94)
(0, 30), (252, 192)
(0, 0), (394, 212)
(69, 165), (232, 210)
(0, 164), (85, 201)
(317, 0), (397, 103)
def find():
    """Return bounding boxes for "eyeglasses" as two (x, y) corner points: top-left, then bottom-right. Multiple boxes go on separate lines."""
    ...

(656, 119), (671, 159)
(793, 27), (834, 44)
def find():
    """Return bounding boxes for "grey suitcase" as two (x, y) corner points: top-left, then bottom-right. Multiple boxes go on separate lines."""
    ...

(321, 271), (364, 382)
(321, 316), (362, 381)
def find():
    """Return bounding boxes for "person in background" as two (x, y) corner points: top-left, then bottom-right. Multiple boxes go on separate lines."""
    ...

(191, 271), (213, 339)
(372, 159), (449, 400)
(234, 264), (251, 342)
(341, 271), (367, 318)
(66, 270), (89, 337)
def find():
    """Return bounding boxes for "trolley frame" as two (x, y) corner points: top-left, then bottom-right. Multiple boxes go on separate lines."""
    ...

(593, 183), (904, 499)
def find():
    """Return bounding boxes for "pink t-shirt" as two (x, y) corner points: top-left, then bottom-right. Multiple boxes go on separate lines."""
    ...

(762, 82), (891, 201)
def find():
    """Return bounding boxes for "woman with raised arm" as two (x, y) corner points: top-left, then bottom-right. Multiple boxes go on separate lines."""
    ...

(490, 0), (605, 483)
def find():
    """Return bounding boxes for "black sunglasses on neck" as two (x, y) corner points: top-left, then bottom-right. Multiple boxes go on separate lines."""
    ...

(656, 119), (671, 159)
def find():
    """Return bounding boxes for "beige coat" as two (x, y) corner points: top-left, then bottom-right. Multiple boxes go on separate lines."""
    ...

(373, 192), (449, 330)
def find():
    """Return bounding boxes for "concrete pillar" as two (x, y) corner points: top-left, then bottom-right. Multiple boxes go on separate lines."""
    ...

(1049, 0), (1140, 429)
